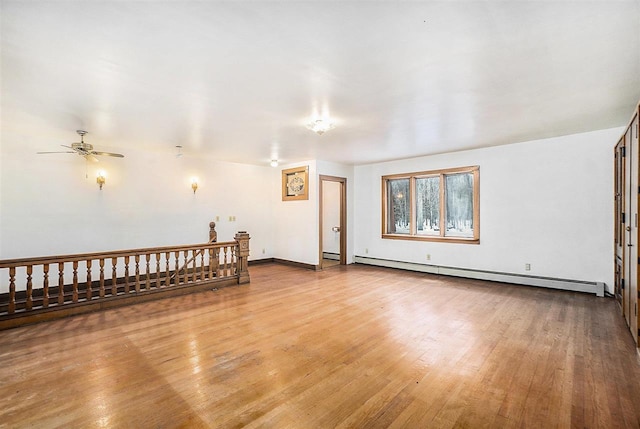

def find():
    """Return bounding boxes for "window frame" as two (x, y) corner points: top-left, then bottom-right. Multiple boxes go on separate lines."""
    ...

(381, 165), (480, 244)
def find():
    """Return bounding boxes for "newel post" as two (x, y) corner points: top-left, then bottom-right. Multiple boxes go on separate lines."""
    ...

(234, 231), (250, 284)
(209, 222), (218, 243)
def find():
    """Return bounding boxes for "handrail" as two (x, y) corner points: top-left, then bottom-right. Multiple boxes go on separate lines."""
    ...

(0, 222), (251, 330)
(0, 241), (231, 268)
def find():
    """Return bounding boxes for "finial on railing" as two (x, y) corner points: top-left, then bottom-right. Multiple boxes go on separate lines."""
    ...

(209, 221), (217, 243)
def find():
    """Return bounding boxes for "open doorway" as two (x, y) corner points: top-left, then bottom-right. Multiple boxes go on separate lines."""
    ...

(319, 175), (346, 269)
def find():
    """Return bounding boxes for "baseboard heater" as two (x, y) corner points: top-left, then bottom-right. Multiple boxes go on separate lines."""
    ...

(322, 252), (340, 261)
(353, 256), (605, 297)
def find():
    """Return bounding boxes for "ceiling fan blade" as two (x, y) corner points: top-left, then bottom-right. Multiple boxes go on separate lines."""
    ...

(92, 151), (124, 158)
(84, 154), (99, 163)
(60, 144), (74, 149)
(37, 151), (75, 154)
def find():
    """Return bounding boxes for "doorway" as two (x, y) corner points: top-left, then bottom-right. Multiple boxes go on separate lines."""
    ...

(319, 175), (346, 269)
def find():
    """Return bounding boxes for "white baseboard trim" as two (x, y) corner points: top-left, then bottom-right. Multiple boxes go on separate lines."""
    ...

(353, 256), (605, 297)
(322, 252), (340, 261)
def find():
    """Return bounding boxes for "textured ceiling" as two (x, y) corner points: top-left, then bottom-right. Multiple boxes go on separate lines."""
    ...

(2, 1), (639, 166)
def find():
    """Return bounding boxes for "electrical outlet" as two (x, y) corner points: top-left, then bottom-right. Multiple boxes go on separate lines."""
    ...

(365, 248), (369, 254)
(216, 216), (220, 221)
(262, 248), (265, 254)
(525, 263), (531, 271)
(426, 254), (431, 261)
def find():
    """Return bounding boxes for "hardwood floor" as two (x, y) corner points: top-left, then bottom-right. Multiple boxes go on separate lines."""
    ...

(1, 263), (639, 428)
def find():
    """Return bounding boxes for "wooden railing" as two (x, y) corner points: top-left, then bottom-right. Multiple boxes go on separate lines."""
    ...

(0, 223), (250, 329)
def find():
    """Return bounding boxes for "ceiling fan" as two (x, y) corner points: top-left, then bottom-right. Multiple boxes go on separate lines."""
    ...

(37, 130), (124, 162)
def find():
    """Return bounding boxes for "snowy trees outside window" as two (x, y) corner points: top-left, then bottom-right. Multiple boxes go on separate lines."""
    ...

(445, 173), (474, 237)
(382, 166), (479, 243)
(386, 179), (410, 234)
(416, 177), (440, 236)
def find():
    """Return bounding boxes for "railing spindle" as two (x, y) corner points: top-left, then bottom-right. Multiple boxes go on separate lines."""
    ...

(124, 256), (130, 294)
(184, 250), (189, 283)
(230, 246), (235, 276)
(111, 257), (118, 296)
(8, 267), (16, 314)
(199, 250), (205, 280)
(216, 248), (221, 278)
(145, 254), (151, 291)
(72, 261), (78, 303)
(192, 250), (197, 281)
(208, 249), (213, 279)
(174, 251), (180, 285)
(165, 252), (171, 287)
(25, 265), (33, 310)
(156, 253), (161, 289)
(223, 247), (228, 277)
(99, 259), (105, 298)
(86, 260), (92, 301)
(231, 246), (237, 275)
(135, 255), (140, 293)
(58, 262), (64, 305)
(43, 264), (50, 308)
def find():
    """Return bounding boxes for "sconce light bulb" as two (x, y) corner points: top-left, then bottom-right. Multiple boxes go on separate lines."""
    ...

(270, 159), (278, 167)
(96, 170), (106, 190)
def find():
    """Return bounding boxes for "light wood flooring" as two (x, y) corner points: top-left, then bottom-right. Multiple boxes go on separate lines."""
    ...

(1, 263), (639, 428)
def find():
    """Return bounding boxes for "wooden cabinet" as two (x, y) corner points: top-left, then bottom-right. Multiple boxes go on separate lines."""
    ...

(614, 101), (640, 346)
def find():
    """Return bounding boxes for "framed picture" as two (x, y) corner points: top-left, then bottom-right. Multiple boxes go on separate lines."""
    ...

(282, 166), (309, 201)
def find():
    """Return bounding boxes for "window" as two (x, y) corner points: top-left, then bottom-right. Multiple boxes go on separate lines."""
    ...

(382, 166), (479, 243)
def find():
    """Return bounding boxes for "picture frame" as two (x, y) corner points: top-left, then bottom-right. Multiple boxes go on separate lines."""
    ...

(282, 165), (309, 201)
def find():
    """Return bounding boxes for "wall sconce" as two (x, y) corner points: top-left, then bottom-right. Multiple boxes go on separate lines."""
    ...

(96, 170), (106, 190)
(191, 177), (198, 194)
(270, 159), (278, 167)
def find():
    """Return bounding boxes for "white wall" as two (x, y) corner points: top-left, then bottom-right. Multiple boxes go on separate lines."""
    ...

(354, 127), (622, 293)
(272, 160), (319, 265)
(0, 130), (276, 261)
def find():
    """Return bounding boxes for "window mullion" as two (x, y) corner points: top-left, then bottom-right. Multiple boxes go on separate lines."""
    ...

(439, 174), (446, 238)
(410, 176), (416, 235)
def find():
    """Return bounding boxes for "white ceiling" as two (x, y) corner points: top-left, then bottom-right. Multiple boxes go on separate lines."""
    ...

(2, 1), (639, 166)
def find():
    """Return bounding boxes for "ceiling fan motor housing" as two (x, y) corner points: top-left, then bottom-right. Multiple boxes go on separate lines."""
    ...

(71, 142), (93, 153)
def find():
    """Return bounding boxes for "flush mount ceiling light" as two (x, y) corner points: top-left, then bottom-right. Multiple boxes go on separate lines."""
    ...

(306, 118), (335, 135)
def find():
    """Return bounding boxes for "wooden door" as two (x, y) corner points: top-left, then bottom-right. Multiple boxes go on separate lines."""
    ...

(319, 175), (347, 268)
(624, 125), (633, 331)
(625, 115), (639, 343)
(631, 114), (640, 342)
(614, 139), (625, 309)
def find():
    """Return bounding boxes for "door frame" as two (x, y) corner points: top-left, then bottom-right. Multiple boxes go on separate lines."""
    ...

(614, 138), (626, 311)
(319, 175), (347, 268)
